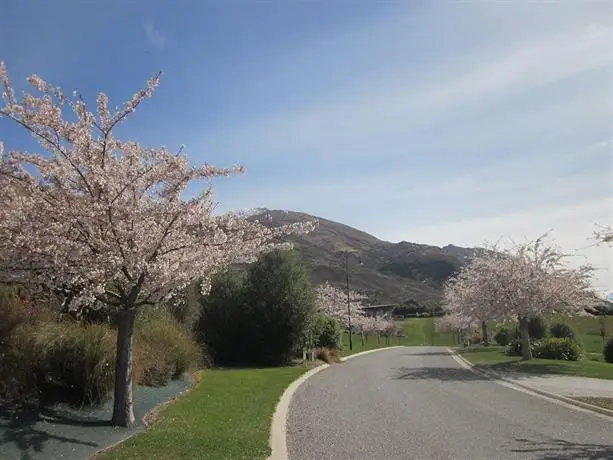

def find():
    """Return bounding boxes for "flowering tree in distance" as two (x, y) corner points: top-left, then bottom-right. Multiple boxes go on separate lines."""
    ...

(315, 281), (367, 329)
(443, 235), (598, 360)
(0, 63), (314, 426)
(444, 256), (500, 345)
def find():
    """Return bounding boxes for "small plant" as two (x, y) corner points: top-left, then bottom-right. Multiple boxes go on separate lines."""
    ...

(314, 347), (341, 364)
(534, 337), (583, 361)
(550, 322), (575, 340)
(494, 326), (513, 346)
(604, 338), (613, 364)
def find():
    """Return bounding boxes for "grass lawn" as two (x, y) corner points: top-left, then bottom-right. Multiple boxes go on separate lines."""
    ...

(340, 317), (455, 356)
(458, 345), (613, 380)
(97, 367), (307, 460)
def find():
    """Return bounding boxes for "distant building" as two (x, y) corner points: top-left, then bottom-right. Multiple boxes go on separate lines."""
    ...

(361, 304), (397, 319)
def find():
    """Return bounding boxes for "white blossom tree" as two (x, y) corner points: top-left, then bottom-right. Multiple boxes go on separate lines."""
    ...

(443, 235), (598, 360)
(315, 281), (367, 329)
(0, 63), (314, 426)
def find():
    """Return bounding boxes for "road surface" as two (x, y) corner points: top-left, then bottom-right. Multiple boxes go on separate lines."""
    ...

(287, 347), (612, 460)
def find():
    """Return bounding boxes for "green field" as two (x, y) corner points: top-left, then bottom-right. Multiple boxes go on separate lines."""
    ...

(458, 315), (613, 380)
(340, 317), (455, 356)
(98, 367), (307, 460)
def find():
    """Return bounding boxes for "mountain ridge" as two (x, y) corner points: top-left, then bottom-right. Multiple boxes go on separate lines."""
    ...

(249, 209), (481, 306)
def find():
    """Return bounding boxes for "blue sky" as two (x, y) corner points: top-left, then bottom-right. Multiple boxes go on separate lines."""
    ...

(1, 1), (611, 293)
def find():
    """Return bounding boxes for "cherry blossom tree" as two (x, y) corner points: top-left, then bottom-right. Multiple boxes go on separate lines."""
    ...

(443, 258), (500, 345)
(315, 281), (367, 329)
(0, 63), (314, 426)
(444, 235), (598, 359)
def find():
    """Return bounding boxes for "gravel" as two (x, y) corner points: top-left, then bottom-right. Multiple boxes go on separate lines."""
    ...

(287, 347), (613, 460)
(0, 374), (192, 460)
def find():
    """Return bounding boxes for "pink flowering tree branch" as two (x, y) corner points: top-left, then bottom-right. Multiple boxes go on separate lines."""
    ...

(0, 63), (315, 426)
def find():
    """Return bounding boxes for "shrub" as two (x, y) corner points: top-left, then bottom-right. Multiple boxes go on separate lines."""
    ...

(470, 332), (482, 345)
(195, 269), (248, 365)
(33, 321), (116, 406)
(313, 314), (343, 350)
(534, 337), (583, 361)
(527, 315), (547, 340)
(198, 250), (315, 366)
(133, 309), (201, 387)
(494, 326), (513, 346)
(604, 338), (613, 364)
(550, 322), (575, 340)
(314, 347), (341, 364)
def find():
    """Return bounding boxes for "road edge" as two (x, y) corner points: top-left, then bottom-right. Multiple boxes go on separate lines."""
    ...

(267, 346), (405, 460)
(446, 347), (613, 420)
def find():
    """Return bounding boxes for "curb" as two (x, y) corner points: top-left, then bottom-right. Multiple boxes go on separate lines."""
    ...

(341, 345), (405, 362)
(267, 346), (405, 460)
(446, 347), (613, 420)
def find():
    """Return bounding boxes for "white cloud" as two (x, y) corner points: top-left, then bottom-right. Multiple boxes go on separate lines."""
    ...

(379, 197), (613, 295)
(145, 20), (166, 48)
(198, 16), (612, 159)
(203, 3), (613, 293)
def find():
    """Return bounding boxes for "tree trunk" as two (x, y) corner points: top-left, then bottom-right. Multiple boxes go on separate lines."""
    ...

(481, 320), (489, 346)
(111, 309), (136, 427)
(518, 315), (532, 360)
(361, 331), (365, 345)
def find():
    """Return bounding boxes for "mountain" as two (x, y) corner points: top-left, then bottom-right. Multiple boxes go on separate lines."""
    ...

(249, 209), (481, 306)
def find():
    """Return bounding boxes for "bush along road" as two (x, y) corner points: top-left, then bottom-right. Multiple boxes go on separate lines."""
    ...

(287, 347), (613, 460)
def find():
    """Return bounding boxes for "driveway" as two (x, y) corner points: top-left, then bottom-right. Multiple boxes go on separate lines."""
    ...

(287, 347), (612, 460)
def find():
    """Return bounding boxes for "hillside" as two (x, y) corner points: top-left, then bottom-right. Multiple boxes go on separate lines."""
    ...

(249, 209), (480, 306)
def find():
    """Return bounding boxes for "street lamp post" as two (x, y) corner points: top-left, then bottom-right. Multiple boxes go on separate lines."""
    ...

(344, 251), (363, 351)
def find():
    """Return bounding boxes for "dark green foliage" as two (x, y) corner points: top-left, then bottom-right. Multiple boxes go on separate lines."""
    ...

(507, 337), (583, 361)
(195, 269), (247, 365)
(494, 326), (513, 346)
(514, 315), (547, 340)
(550, 322), (575, 339)
(197, 249), (316, 366)
(311, 314), (343, 350)
(534, 337), (583, 361)
(604, 338), (613, 364)
(527, 315), (547, 340)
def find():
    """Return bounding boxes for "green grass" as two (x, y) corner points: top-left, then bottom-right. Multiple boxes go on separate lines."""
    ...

(98, 367), (307, 460)
(458, 345), (613, 380)
(340, 317), (455, 356)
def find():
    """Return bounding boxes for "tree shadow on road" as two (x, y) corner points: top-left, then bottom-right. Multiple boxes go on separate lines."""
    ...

(512, 437), (613, 459)
(392, 366), (495, 381)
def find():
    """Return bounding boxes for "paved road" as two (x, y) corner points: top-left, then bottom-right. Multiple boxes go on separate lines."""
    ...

(287, 347), (613, 460)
